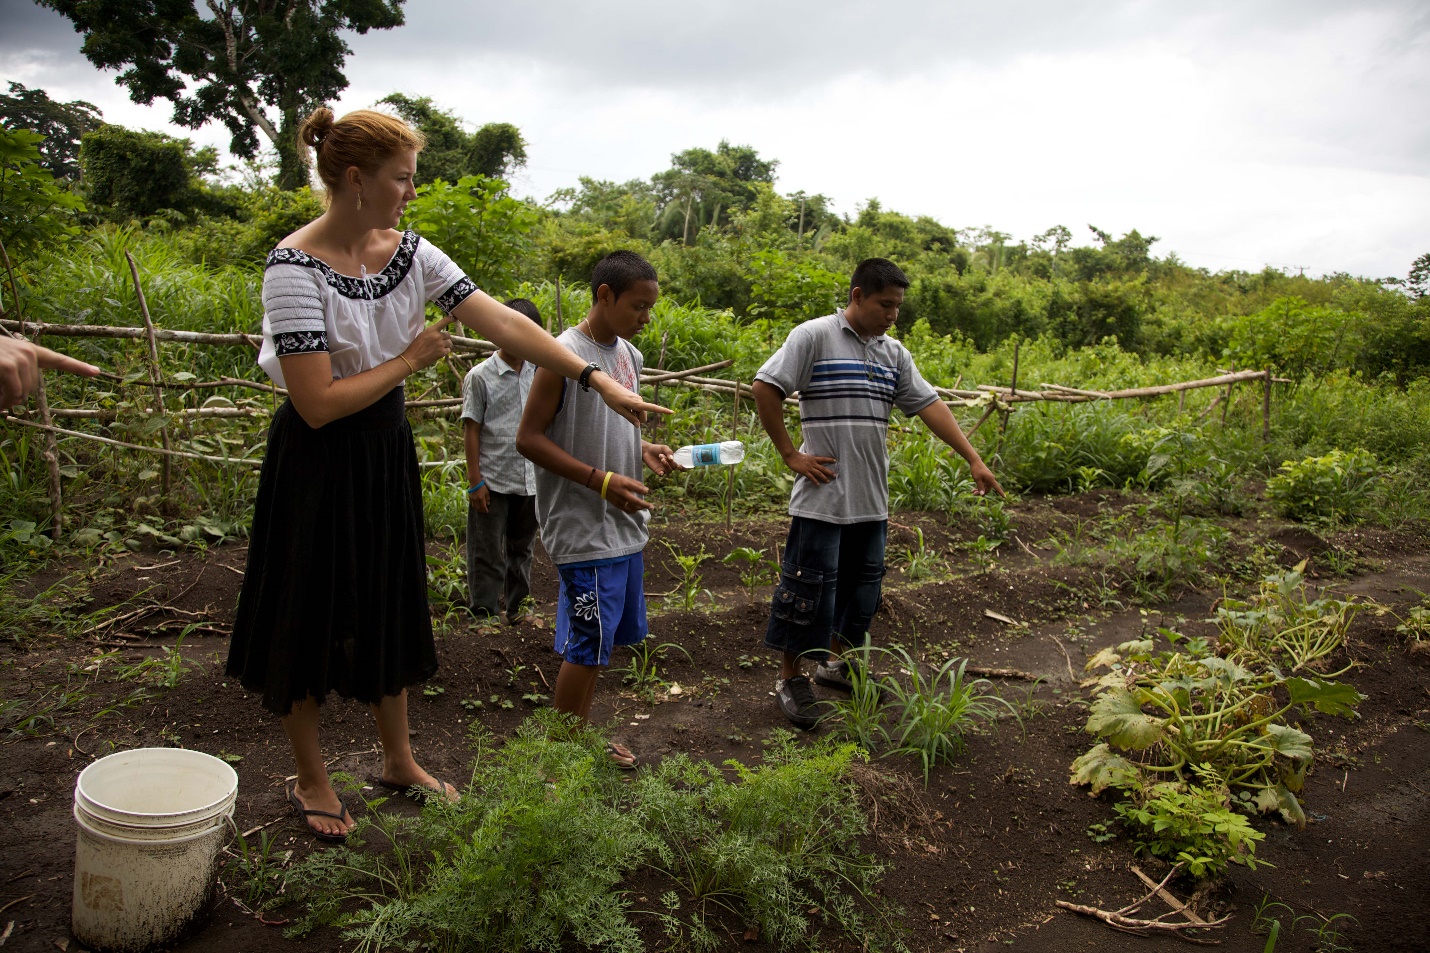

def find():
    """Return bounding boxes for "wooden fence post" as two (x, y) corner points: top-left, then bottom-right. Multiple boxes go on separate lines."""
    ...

(1262, 369), (1272, 443)
(553, 275), (564, 333)
(1222, 361), (1234, 426)
(126, 251), (174, 509)
(726, 383), (740, 532)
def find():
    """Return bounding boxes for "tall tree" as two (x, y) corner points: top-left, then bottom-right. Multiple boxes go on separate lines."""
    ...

(378, 93), (526, 185)
(0, 82), (102, 180)
(38, 0), (406, 190)
(652, 140), (777, 242)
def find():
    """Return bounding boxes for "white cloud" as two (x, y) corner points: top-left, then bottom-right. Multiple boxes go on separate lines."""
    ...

(1, 0), (1426, 277)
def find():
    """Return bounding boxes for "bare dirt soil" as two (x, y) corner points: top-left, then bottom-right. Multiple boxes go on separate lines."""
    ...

(1, 494), (1426, 953)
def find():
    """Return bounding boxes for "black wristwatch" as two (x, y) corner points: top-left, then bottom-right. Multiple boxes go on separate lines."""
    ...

(578, 363), (600, 392)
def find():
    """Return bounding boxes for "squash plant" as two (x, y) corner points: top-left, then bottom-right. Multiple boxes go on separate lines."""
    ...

(1070, 631), (1362, 826)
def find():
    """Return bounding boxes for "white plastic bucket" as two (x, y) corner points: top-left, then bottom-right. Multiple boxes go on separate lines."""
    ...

(71, 748), (238, 952)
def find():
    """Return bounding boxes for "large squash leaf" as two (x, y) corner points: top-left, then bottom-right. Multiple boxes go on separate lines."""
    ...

(1284, 677), (1364, 717)
(1070, 744), (1141, 795)
(1085, 689), (1165, 750)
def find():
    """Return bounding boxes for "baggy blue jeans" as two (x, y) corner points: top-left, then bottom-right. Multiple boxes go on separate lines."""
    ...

(763, 515), (887, 659)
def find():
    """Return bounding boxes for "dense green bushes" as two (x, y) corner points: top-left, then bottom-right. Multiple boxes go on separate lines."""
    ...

(280, 715), (903, 953)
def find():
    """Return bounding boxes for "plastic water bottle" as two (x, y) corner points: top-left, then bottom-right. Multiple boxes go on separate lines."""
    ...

(672, 440), (745, 468)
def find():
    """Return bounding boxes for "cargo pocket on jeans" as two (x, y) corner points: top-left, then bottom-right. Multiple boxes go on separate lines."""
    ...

(772, 565), (823, 625)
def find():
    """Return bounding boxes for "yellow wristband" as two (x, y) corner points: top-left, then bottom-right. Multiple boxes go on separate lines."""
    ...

(398, 354), (415, 375)
(600, 470), (613, 500)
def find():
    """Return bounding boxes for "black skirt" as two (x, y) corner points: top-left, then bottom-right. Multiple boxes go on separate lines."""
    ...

(226, 387), (436, 716)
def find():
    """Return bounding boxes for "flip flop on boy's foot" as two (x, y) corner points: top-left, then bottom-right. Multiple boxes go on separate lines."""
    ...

(287, 784), (350, 844)
(372, 776), (460, 803)
(605, 742), (638, 770)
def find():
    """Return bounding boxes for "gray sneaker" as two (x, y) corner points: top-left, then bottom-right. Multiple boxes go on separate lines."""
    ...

(813, 657), (860, 692)
(775, 675), (822, 730)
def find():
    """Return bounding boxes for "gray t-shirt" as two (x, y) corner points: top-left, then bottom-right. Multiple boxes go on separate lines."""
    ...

(461, 354), (536, 496)
(532, 328), (648, 565)
(755, 311), (940, 524)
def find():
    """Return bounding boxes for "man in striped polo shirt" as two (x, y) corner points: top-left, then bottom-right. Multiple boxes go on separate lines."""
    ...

(752, 258), (1004, 728)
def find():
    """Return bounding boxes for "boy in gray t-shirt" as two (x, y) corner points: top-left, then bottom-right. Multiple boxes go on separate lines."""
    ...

(752, 258), (1004, 729)
(517, 251), (678, 768)
(462, 298), (542, 623)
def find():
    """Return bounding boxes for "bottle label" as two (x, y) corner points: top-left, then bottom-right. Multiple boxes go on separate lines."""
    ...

(693, 443), (721, 466)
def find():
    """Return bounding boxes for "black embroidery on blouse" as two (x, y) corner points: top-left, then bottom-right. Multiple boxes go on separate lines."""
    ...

(435, 277), (477, 314)
(265, 231), (419, 301)
(273, 330), (330, 355)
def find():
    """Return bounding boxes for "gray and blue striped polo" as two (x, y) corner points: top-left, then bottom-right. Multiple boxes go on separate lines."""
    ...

(755, 311), (939, 524)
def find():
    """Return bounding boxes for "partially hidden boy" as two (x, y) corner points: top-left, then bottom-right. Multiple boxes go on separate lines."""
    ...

(517, 251), (679, 767)
(752, 257), (1004, 728)
(462, 297), (543, 624)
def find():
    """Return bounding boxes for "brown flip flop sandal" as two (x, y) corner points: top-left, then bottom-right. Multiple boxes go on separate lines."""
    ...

(287, 784), (350, 844)
(373, 776), (459, 802)
(605, 743), (638, 770)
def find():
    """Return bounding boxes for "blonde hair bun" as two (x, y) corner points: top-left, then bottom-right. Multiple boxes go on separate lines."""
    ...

(299, 106), (336, 150)
(300, 106), (425, 195)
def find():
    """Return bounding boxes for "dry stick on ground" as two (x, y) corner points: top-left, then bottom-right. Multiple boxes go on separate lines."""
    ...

(965, 666), (1040, 680)
(1130, 865), (1208, 925)
(1046, 635), (1076, 681)
(1055, 864), (1230, 943)
(125, 251), (174, 505)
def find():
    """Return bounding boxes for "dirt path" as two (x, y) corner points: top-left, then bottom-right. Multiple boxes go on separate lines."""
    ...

(1, 502), (1426, 952)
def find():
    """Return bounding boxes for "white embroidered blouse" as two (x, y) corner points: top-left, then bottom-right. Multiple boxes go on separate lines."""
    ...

(255, 230), (476, 388)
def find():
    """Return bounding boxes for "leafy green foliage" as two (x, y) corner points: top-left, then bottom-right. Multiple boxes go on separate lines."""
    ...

(0, 81), (102, 180)
(1074, 631), (1364, 828)
(825, 646), (1017, 784)
(746, 248), (844, 322)
(283, 715), (905, 953)
(402, 175), (536, 297)
(1113, 780), (1266, 879)
(722, 545), (777, 597)
(622, 641), (692, 704)
(634, 732), (903, 952)
(379, 93), (527, 185)
(0, 127), (84, 260)
(1215, 563), (1363, 673)
(1266, 448), (1378, 523)
(888, 430), (975, 512)
(79, 125), (196, 220)
(661, 540), (712, 610)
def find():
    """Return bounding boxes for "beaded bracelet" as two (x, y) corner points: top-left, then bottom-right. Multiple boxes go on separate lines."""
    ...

(466, 480), (486, 495)
(583, 466), (598, 489)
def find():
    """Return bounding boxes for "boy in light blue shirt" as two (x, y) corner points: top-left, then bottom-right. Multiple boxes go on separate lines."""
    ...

(462, 298), (541, 623)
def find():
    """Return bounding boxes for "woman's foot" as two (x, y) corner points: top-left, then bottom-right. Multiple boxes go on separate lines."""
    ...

(288, 782), (353, 841)
(605, 742), (637, 770)
(378, 763), (459, 801)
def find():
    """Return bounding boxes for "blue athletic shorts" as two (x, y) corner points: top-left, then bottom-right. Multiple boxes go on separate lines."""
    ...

(554, 552), (648, 666)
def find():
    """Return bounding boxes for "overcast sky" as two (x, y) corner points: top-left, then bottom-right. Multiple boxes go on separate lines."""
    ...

(3, 0), (1427, 279)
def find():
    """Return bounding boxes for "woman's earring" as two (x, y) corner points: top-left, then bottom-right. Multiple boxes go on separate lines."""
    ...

(356, 193), (363, 211)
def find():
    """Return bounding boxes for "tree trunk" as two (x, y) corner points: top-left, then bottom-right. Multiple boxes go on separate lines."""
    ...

(275, 103), (308, 191)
